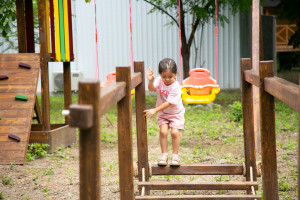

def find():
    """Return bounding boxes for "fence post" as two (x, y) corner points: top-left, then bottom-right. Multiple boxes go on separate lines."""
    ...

(134, 61), (150, 195)
(78, 80), (101, 200)
(259, 61), (278, 200)
(117, 66), (134, 200)
(240, 58), (257, 194)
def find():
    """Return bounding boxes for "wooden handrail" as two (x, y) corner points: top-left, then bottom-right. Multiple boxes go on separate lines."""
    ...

(264, 77), (299, 111)
(244, 69), (299, 111)
(131, 72), (142, 90)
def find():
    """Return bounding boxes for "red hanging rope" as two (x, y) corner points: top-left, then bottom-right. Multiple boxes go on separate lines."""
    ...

(214, 0), (218, 83)
(129, 0), (134, 71)
(178, 0), (182, 84)
(94, 0), (99, 80)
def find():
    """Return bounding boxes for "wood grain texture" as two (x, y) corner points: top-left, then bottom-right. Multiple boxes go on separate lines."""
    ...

(244, 69), (259, 87)
(240, 58), (257, 192)
(117, 66), (134, 200)
(134, 61), (150, 195)
(0, 54), (40, 165)
(152, 164), (243, 176)
(131, 72), (142, 90)
(78, 80), (101, 199)
(100, 82), (126, 116)
(138, 181), (259, 190)
(69, 104), (93, 129)
(16, 0), (27, 53)
(259, 61), (278, 200)
(135, 194), (262, 200)
(63, 62), (72, 124)
(264, 76), (299, 111)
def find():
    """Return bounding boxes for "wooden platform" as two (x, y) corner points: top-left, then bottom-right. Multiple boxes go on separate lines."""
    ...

(0, 53), (40, 164)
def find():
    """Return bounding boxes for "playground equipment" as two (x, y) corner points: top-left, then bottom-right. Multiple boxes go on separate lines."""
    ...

(69, 61), (265, 199)
(181, 68), (220, 104)
(0, 0), (76, 164)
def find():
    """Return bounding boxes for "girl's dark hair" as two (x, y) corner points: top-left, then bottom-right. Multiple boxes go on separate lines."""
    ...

(158, 58), (177, 74)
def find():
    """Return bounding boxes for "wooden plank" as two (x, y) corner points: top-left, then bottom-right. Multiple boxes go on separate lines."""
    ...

(0, 109), (33, 118)
(259, 61), (278, 200)
(63, 62), (72, 124)
(0, 76), (38, 85)
(240, 58), (257, 192)
(0, 68), (39, 74)
(78, 80), (101, 199)
(131, 72), (142, 90)
(264, 76), (299, 111)
(69, 104), (94, 129)
(152, 164), (244, 176)
(138, 181), (259, 190)
(0, 101), (34, 110)
(100, 82), (126, 116)
(244, 69), (259, 87)
(135, 195), (262, 200)
(0, 118), (31, 126)
(34, 97), (42, 124)
(134, 61), (150, 195)
(29, 130), (49, 144)
(16, 0), (27, 53)
(0, 126), (29, 135)
(117, 66), (134, 200)
(48, 125), (76, 153)
(0, 53), (40, 62)
(0, 85), (36, 93)
(0, 142), (27, 150)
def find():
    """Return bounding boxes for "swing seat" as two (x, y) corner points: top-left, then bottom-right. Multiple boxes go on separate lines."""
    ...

(100, 71), (135, 98)
(181, 68), (220, 104)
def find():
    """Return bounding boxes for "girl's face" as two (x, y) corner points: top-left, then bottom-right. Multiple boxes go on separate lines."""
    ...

(160, 70), (176, 86)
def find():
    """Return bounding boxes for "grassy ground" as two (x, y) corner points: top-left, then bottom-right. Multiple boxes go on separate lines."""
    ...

(0, 90), (298, 199)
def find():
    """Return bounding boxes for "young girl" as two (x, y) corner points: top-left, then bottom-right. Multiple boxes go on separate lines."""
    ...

(145, 58), (185, 166)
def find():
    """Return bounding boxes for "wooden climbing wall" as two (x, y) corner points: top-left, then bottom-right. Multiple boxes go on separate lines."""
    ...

(0, 53), (40, 164)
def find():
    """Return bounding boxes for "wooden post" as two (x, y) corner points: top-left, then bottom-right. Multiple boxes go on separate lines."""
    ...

(134, 61), (150, 195)
(25, 0), (35, 53)
(117, 66), (134, 200)
(259, 61), (278, 200)
(240, 58), (257, 194)
(38, 0), (51, 131)
(16, 0), (27, 53)
(78, 80), (101, 200)
(63, 62), (72, 124)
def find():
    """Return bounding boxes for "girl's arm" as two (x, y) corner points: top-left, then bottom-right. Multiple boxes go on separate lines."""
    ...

(144, 102), (171, 118)
(147, 68), (156, 92)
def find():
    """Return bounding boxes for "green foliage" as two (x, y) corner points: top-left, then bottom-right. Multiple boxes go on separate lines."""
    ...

(43, 167), (54, 175)
(0, 192), (4, 199)
(53, 145), (70, 159)
(1, 176), (13, 185)
(26, 143), (49, 161)
(226, 101), (243, 123)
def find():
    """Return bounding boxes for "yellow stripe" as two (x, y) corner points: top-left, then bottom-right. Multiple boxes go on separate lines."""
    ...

(45, 0), (51, 53)
(54, 0), (61, 61)
(63, 0), (70, 62)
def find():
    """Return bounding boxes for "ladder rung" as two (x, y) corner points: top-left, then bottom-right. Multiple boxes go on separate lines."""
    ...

(135, 194), (262, 200)
(138, 181), (258, 190)
(152, 164), (244, 176)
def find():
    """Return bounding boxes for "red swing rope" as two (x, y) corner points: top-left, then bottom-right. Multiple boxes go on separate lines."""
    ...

(214, 0), (218, 83)
(129, 0), (134, 71)
(94, 0), (99, 80)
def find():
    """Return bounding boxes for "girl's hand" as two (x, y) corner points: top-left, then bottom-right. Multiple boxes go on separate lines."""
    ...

(144, 109), (156, 118)
(147, 68), (154, 81)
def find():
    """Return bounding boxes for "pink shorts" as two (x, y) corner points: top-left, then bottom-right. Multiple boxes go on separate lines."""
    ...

(157, 109), (185, 130)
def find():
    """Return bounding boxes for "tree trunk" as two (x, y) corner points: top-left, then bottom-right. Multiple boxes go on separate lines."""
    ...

(181, 42), (190, 79)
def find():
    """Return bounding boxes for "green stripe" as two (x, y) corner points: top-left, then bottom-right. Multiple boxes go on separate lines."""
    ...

(15, 95), (28, 101)
(58, 0), (65, 62)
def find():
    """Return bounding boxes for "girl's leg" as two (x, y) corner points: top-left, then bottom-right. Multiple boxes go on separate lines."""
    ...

(170, 128), (180, 154)
(159, 124), (169, 153)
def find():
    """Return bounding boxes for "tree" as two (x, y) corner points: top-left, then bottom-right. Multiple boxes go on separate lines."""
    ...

(138, 0), (252, 78)
(275, 0), (300, 48)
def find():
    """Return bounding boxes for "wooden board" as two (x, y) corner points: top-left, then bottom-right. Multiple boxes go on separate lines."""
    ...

(0, 53), (40, 164)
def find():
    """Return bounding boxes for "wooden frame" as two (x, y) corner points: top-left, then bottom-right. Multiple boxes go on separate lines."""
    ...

(241, 59), (300, 200)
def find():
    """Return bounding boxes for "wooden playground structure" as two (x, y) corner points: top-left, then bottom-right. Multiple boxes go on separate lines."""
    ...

(69, 59), (300, 199)
(0, 0), (76, 164)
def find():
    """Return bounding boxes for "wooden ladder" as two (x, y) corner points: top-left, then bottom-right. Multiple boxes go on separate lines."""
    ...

(135, 164), (261, 200)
